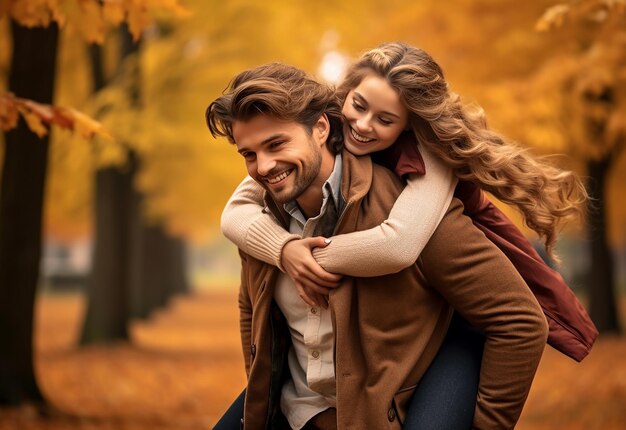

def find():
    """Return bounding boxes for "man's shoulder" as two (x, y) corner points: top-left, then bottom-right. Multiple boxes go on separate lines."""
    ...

(370, 159), (403, 182)
(420, 197), (508, 268)
(368, 160), (405, 199)
(341, 150), (404, 195)
(428, 197), (468, 241)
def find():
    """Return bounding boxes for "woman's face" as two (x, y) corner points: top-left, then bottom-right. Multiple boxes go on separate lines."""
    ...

(342, 73), (409, 155)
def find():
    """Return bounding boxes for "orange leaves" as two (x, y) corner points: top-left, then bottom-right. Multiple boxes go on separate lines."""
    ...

(102, 0), (125, 26)
(534, 1), (626, 161)
(0, 0), (190, 43)
(536, 4), (571, 32)
(0, 91), (20, 131)
(19, 292), (626, 430)
(0, 92), (113, 140)
(0, 0), (56, 28)
(536, 0), (626, 32)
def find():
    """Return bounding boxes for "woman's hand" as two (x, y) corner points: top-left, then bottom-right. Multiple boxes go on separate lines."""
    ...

(281, 237), (343, 308)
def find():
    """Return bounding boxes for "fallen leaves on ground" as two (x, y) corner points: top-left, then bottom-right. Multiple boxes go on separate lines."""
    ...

(0, 290), (624, 429)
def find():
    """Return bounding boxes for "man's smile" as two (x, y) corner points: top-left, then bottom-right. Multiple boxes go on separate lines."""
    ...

(265, 168), (294, 185)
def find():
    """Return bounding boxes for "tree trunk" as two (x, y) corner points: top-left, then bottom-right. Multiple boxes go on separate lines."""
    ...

(168, 235), (189, 297)
(131, 225), (189, 319)
(0, 22), (59, 405)
(82, 25), (189, 334)
(586, 156), (620, 333)
(80, 27), (142, 344)
(80, 154), (141, 342)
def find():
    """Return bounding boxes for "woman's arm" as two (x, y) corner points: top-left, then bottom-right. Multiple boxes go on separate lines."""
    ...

(222, 176), (341, 307)
(313, 144), (457, 276)
(221, 176), (301, 269)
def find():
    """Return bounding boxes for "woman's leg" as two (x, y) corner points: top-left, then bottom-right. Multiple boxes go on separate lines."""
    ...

(212, 389), (246, 430)
(403, 314), (485, 430)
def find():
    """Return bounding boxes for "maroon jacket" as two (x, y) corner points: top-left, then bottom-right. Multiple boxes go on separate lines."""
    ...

(376, 134), (598, 362)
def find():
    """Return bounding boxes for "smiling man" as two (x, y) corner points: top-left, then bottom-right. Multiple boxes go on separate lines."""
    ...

(206, 63), (548, 430)
(233, 115), (335, 219)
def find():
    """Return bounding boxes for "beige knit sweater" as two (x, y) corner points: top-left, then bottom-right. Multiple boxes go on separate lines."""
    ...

(220, 144), (457, 276)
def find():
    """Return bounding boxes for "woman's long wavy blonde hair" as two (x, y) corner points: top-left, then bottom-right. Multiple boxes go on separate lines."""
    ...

(338, 42), (587, 258)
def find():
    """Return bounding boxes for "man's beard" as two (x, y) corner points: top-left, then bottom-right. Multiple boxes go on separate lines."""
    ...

(267, 142), (322, 204)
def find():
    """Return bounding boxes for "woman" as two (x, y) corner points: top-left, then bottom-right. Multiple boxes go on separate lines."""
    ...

(214, 42), (595, 429)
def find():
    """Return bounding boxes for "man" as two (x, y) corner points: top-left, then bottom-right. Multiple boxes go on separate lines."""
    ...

(206, 63), (548, 430)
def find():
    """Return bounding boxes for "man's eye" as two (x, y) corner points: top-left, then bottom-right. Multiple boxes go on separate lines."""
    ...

(241, 152), (256, 161)
(269, 141), (284, 149)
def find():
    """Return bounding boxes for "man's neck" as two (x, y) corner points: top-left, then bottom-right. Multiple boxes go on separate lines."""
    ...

(296, 150), (336, 219)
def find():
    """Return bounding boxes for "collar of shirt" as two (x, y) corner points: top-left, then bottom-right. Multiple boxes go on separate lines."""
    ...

(283, 153), (344, 230)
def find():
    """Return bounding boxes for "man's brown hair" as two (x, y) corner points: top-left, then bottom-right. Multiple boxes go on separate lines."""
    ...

(206, 63), (344, 153)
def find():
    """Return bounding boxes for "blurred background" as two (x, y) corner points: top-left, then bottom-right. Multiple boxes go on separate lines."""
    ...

(0, 0), (625, 429)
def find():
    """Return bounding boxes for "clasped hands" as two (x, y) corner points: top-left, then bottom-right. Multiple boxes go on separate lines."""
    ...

(280, 237), (342, 308)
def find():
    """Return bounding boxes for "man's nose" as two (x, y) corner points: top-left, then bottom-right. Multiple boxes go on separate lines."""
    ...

(256, 153), (277, 177)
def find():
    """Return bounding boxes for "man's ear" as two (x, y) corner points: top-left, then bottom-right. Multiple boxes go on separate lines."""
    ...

(315, 113), (330, 144)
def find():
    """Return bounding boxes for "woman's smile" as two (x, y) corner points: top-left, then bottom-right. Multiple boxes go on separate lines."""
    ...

(348, 126), (375, 144)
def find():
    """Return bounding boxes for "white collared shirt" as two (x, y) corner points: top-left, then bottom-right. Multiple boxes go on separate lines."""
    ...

(274, 154), (343, 430)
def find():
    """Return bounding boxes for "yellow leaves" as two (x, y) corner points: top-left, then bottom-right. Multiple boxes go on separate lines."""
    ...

(62, 0), (107, 44)
(600, 0), (626, 15)
(2, 0), (55, 27)
(536, 4), (571, 32)
(126, 3), (151, 42)
(102, 0), (124, 26)
(536, 0), (626, 32)
(92, 135), (128, 169)
(17, 103), (48, 137)
(45, 127), (93, 240)
(0, 91), (113, 141)
(1, 0), (190, 43)
(64, 106), (114, 140)
(0, 92), (51, 136)
(532, 1), (626, 163)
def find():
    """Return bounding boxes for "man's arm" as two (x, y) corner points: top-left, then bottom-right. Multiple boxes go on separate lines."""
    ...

(237, 250), (253, 377)
(419, 198), (549, 429)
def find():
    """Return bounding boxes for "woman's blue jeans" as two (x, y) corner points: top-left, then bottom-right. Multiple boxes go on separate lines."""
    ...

(403, 313), (484, 429)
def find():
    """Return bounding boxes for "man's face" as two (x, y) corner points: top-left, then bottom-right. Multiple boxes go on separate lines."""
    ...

(232, 115), (327, 204)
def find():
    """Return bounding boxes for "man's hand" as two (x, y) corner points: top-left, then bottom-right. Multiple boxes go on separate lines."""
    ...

(281, 237), (342, 308)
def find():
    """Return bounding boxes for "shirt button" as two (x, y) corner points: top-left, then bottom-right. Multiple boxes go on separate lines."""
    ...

(387, 408), (396, 422)
(310, 307), (318, 315)
(311, 350), (320, 359)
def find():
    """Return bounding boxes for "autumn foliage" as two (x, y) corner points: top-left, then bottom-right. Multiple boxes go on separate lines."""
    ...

(0, 92), (112, 139)
(0, 291), (622, 430)
(0, 0), (189, 42)
(0, 0), (625, 426)
(0, 0), (190, 146)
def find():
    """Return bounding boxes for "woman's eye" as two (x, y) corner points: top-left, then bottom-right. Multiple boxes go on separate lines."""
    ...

(379, 117), (393, 125)
(352, 101), (365, 111)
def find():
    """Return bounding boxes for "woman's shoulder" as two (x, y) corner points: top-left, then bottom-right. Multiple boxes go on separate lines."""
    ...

(371, 130), (426, 177)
